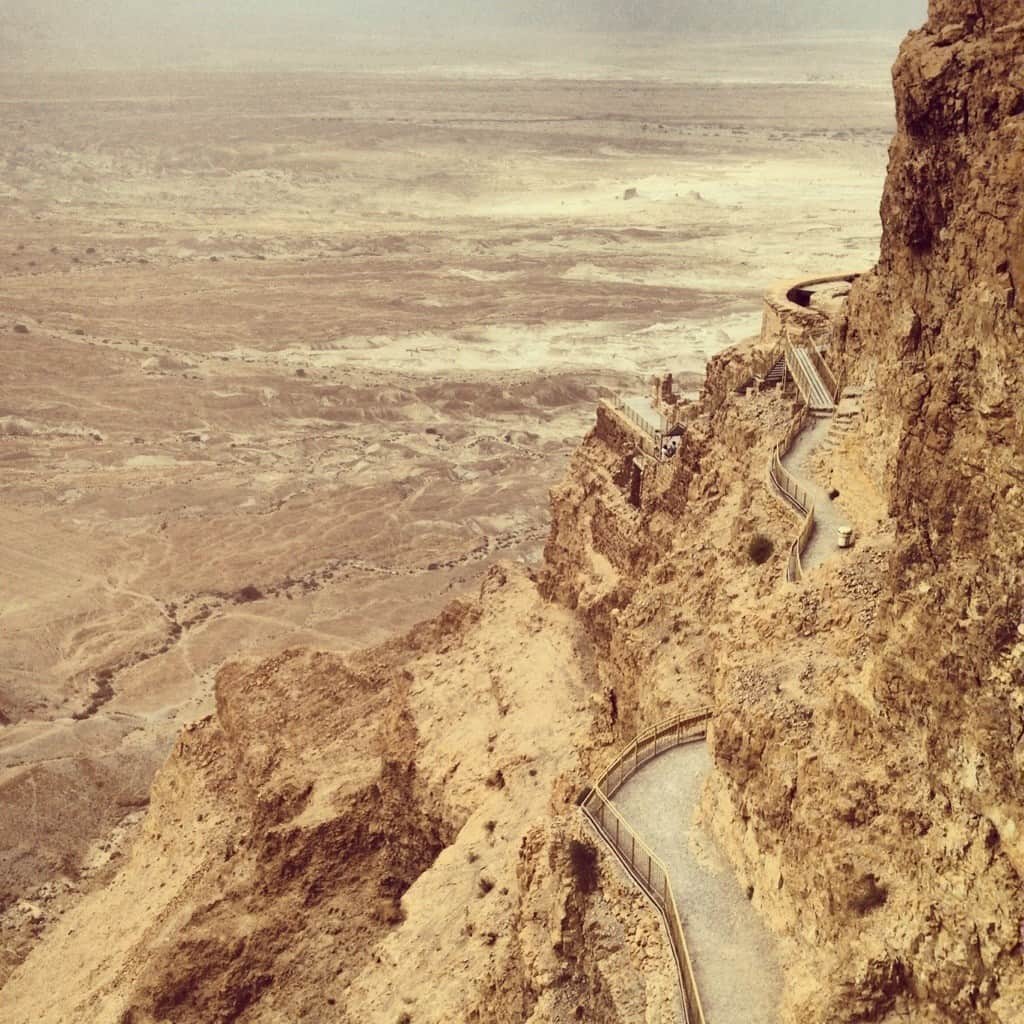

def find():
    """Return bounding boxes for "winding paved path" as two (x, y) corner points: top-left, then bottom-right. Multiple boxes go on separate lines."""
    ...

(612, 743), (784, 1024)
(778, 415), (849, 571)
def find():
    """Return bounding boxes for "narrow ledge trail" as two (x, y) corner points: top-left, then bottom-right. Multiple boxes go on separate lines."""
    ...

(612, 742), (785, 1024)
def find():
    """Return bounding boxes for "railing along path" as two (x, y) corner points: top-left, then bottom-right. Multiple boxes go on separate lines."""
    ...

(767, 404), (815, 583)
(581, 708), (712, 1024)
(808, 338), (840, 403)
(603, 395), (666, 463)
(766, 336), (844, 582)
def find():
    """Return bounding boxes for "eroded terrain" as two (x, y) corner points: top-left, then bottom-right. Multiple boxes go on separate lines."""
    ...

(0, 36), (900, 979)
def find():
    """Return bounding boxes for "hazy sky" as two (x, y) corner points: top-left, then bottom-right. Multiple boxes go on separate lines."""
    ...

(2, 1), (930, 69)
(12, 0), (930, 38)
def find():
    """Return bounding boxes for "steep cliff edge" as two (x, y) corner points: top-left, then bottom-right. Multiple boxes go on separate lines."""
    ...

(544, 4), (1024, 1019)
(710, 4), (1024, 1019)
(842, 3), (1024, 1015)
(1, 569), (680, 1023)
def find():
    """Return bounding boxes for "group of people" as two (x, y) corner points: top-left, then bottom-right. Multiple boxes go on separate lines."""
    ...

(660, 438), (680, 459)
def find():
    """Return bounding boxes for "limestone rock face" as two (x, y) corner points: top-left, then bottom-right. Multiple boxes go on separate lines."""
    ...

(2, 568), (679, 1023)
(738, 4), (1024, 1018)
(844, 0), (1024, 890)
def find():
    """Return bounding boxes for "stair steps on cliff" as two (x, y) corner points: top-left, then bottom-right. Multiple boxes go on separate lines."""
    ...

(835, 394), (862, 421)
(818, 403), (864, 460)
(787, 345), (836, 414)
(761, 355), (788, 388)
(826, 403), (862, 446)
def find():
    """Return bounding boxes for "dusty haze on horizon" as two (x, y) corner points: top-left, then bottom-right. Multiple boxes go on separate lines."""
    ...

(4, 0), (930, 68)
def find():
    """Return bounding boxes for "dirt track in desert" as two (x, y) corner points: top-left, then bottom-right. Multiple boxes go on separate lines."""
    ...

(0, 36), (900, 976)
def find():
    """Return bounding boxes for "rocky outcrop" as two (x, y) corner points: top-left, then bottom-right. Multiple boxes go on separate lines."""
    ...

(2, 568), (681, 1023)
(709, 5), (1024, 1020)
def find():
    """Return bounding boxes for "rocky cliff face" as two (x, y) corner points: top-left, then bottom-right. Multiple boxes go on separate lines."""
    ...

(709, 3), (1024, 1019)
(822, 3), (1024, 1017)
(545, 4), (1024, 1019)
(2, 569), (679, 1023)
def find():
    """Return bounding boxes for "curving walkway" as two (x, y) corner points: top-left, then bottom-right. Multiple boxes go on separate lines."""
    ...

(612, 743), (784, 1024)
(777, 415), (849, 571)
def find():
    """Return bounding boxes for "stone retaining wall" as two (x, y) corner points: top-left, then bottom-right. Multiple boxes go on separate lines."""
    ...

(760, 272), (863, 349)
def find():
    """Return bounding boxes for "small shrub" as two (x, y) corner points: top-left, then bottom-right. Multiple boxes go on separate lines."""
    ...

(235, 585), (264, 603)
(849, 873), (888, 914)
(478, 876), (495, 896)
(374, 898), (404, 925)
(747, 534), (774, 565)
(568, 839), (599, 894)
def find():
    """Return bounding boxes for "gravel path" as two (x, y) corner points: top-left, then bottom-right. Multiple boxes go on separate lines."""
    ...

(780, 415), (849, 571)
(613, 744), (783, 1024)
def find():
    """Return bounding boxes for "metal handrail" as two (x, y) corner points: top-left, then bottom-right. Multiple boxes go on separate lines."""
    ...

(766, 403), (818, 583)
(581, 708), (711, 1024)
(769, 447), (808, 514)
(807, 342), (840, 403)
(602, 396), (666, 463)
(787, 503), (815, 582)
(767, 404), (811, 515)
(782, 338), (821, 409)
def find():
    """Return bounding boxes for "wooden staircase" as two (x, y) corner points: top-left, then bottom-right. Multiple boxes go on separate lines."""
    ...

(762, 354), (788, 389)
(787, 343), (836, 414)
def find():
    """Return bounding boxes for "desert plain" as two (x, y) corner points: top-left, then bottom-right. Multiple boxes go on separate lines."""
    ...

(0, 32), (902, 980)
